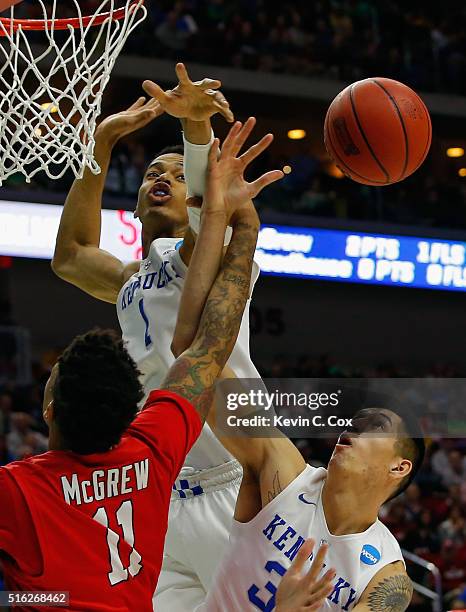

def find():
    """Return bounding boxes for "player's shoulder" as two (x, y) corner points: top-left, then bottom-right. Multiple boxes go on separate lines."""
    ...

(1, 451), (68, 477)
(142, 237), (185, 276)
(0, 463), (12, 483)
(275, 463), (326, 500)
(150, 237), (182, 258)
(0, 458), (35, 495)
(376, 516), (397, 534)
(359, 560), (412, 611)
(375, 516), (404, 550)
(127, 389), (200, 436)
(141, 389), (197, 417)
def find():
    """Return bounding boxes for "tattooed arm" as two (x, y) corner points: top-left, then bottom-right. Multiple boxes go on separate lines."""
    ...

(160, 203), (259, 422)
(354, 562), (413, 612)
(171, 117), (283, 357)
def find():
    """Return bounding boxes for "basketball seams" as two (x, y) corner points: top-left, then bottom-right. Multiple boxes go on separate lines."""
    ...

(325, 105), (387, 185)
(349, 82), (390, 183)
(417, 97), (432, 167)
(371, 79), (409, 181)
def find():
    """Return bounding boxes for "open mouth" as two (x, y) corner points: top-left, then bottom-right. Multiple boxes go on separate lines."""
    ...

(149, 181), (172, 204)
(336, 433), (354, 447)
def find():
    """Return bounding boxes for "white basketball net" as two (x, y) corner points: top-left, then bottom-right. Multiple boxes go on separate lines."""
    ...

(0, 0), (147, 185)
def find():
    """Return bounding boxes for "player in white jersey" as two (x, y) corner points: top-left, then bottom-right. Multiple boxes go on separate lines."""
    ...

(168, 234), (426, 611)
(52, 64), (283, 609)
(195, 400), (425, 612)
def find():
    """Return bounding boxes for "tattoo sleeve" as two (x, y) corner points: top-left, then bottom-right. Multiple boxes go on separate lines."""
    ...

(367, 575), (413, 612)
(162, 217), (259, 422)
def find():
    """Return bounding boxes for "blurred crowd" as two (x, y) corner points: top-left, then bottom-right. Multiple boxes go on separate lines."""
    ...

(1, 347), (466, 608)
(121, 0), (466, 95)
(10, 1), (466, 95)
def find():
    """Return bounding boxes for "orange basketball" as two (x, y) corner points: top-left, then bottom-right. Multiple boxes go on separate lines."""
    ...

(324, 78), (432, 186)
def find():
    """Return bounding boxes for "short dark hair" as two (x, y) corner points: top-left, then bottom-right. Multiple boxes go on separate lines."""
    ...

(151, 144), (184, 161)
(387, 409), (426, 502)
(340, 387), (426, 503)
(53, 329), (143, 454)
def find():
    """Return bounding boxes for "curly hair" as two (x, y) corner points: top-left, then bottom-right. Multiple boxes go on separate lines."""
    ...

(53, 329), (144, 455)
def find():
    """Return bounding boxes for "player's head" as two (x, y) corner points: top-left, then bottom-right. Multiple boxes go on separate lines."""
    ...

(42, 329), (143, 454)
(328, 407), (425, 504)
(135, 145), (188, 236)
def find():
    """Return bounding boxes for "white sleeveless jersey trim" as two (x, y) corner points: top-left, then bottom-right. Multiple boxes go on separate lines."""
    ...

(116, 237), (262, 471)
(202, 464), (404, 611)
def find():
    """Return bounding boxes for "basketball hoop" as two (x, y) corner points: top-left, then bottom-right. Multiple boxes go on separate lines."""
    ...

(0, 1), (147, 185)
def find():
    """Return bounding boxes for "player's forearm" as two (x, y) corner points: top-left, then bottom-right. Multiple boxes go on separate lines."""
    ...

(192, 210), (259, 373)
(181, 118), (211, 145)
(161, 212), (259, 423)
(171, 208), (227, 358)
(182, 118), (213, 199)
(52, 133), (113, 268)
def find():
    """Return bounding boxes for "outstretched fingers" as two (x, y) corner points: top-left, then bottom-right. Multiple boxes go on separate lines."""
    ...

(305, 543), (329, 587)
(142, 80), (169, 104)
(175, 62), (192, 86)
(229, 117), (256, 157)
(126, 96), (147, 111)
(123, 97), (163, 127)
(302, 570), (336, 610)
(199, 77), (222, 90)
(208, 138), (221, 168)
(240, 132), (274, 167)
(287, 539), (316, 577)
(137, 98), (164, 122)
(206, 90), (234, 122)
(310, 568), (336, 600)
(220, 121), (244, 158)
(249, 170), (284, 197)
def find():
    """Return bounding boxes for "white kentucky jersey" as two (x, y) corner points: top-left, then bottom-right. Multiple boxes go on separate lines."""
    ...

(200, 465), (404, 611)
(117, 237), (261, 470)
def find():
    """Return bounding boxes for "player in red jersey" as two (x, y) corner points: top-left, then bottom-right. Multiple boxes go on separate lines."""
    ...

(0, 128), (261, 611)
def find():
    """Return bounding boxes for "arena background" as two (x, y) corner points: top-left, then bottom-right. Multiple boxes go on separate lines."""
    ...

(0, 1), (466, 610)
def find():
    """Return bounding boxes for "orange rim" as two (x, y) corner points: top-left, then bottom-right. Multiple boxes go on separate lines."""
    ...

(0, 0), (144, 35)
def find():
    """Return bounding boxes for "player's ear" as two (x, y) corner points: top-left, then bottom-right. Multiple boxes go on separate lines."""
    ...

(43, 400), (54, 426)
(389, 458), (412, 481)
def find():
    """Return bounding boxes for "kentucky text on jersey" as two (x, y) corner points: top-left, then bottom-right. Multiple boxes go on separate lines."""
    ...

(60, 459), (150, 506)
(263, 513), (357, 610)
(120, 261), (182, 310)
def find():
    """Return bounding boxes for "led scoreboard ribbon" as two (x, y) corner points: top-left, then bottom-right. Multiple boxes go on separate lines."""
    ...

(256, 224), (466, 291)
(1, 200), (466, 292)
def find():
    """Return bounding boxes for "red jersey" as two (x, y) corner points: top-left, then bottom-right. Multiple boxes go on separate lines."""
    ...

(0, 390), (201, 611)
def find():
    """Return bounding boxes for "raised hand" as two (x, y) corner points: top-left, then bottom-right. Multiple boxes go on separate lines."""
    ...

(142, 63), (234, 123)
(95, 97), (164, 146)
(275, 539), (336, 612)
(206, 117), (284, 221)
